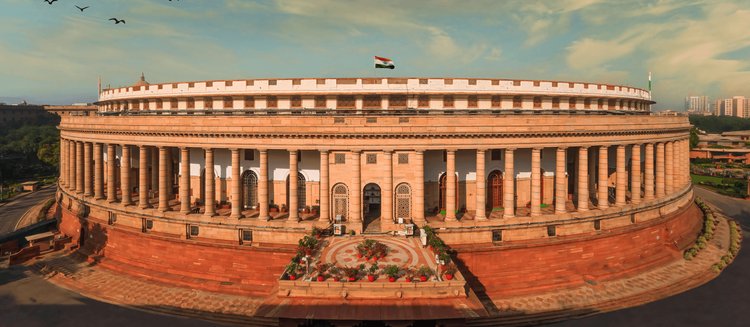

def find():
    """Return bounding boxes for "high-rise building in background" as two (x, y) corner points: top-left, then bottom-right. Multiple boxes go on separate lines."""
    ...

(685, 95), (710, 114)
(732, 96), (747, 118)
(713, 96), (749, 118)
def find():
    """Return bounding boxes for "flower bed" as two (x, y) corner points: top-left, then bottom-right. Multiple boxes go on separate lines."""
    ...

(684, 198), (719, 261)
(712, 219), (742, 273)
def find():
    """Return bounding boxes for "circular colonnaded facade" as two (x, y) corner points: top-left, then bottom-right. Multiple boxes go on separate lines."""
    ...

(56, 76), (700, 321)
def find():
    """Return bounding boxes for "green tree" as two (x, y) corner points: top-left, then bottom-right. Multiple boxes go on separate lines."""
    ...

(690, 127), (699, 148)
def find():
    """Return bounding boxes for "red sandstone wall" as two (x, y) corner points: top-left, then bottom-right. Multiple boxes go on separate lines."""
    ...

(58, 205), (294, 297)
(455, 203), (703, 298)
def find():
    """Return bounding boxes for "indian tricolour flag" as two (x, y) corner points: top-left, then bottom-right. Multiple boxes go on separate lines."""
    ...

(374, 56), (395, 69)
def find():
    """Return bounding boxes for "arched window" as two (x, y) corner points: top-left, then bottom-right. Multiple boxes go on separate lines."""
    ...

(242, 170), (258, 209)
(395, 183), (412, 220)
(487, 170), (503, 209)
(332, 183), (349, 220)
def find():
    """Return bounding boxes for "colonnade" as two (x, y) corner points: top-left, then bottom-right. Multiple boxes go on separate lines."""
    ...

(58, 138), (692, 226)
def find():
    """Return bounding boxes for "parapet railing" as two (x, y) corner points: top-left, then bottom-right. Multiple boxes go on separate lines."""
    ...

(97, 108), (650, 117)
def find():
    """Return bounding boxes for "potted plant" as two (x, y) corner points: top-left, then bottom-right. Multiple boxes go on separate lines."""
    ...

(367, 263), (379, 282)
(315, 262), (330, 282)
(269, 203), (279, 213)
(417, 265), (433, 282)
(383, 265), (400, 282)
(404, 268), (414, 282)
(311, 226), (324, 239)
(285, 262), (300, 280)
(297, 235), (319, 256)
(443, 263), (457, 280)
(342, 266), (360, 282)
(311, 205), (320, 216)
(438, 252), (451, 268)
(329, 266), (341, 282)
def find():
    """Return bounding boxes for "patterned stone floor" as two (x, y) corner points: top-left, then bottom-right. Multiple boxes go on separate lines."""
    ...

(320, 236), (433, 269)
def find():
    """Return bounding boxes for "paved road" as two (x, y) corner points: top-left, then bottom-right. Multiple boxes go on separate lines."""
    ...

(553, 187), (749, 327)
(0, 186), (57, 235)
(0, 266), (217, 327)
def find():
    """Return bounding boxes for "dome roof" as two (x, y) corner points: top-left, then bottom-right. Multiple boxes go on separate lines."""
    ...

(133, 73), (149, 87)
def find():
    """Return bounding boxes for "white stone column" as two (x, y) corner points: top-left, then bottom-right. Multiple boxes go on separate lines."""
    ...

(414, 150), (425, 224)
(475, 149), (487, 220)
(120, 144), (131, 205)
(107, 144), (116, 202)
(231, 149), (241, 219)
(445, 150), (457, 221)
(259, 149), (269, 221)
(644, 143), (655, 200)
(503, 148), (515, 218)
(598, 146), (609, 209)
(179, 147), (190, 214)
(94, 143), (104, 199)
(382, 150), (394, 223)
(204, 148), (215, 217)
(139, 145), (149, 209)
(530, 148), (542, 216)
(577, 146), (589, 211)
(666, 141), (674, 195)
(76, 141), (84, 194)
(656, 142), (665, 198)
(350, 150), (362, 223)
(616, 145), (627, 206)
(158, 147), (169, 211)
(288, 150), (299, 222)
(60, 139), (66, 187)
(631, 144), (641, 204)
(320, 150), (330, 222)
(84, 142), (93, 197)
(555, 147), (566, 214)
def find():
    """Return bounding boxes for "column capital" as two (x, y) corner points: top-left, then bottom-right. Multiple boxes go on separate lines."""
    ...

(414, 148), (426, 153)
(505, 147), (517, 151)
(579, 146), (590, 150)
(381, 148), (394, 153)
(556, 146), (567, 151)
(229, 148), (240, 152)
(258, 148), (268, 153)
(203, 147), (214, 151)
(351, 149), (362, 154)
(532, 147), (542, 152)
(476, 148), (488, 152)
(319, 148), (330, 154)
(445, 148), (458, 153)
(288, 148), (298, 153)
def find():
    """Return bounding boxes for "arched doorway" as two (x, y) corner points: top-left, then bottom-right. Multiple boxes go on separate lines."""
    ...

(363, 183), (381, 232)
(332, 183), (348, 221)
(438, 173), (458, 212)
(395, 183), (412, 222)
(487, 170), (503, 210)
(286, 173), (306, 212)
(242, 170), (258, 209)
(79, 227), (86, 248)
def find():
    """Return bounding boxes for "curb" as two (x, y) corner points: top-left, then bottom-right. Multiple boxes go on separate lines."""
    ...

(14, 196), (55, 231)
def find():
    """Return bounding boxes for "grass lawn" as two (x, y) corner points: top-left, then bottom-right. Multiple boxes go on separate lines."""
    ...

(691, 174), (726, 184)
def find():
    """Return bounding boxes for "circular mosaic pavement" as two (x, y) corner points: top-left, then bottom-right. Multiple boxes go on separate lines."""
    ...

(322, 237), (424, 268)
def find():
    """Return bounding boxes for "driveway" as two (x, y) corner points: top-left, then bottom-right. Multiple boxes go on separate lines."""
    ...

(0, 185), (57, 235)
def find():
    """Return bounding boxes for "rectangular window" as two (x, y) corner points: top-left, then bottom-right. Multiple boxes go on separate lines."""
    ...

(292, 79), (301, 85)
(533, 97), (542, 109)
(315, 96), (326, 108)
(492, 229), (502, 242)
(513, 80), (521, 86)
(366, 117), (377, 123)
(316, 79), (326, 85)
(552, 81), (558, 87)
(366, 153), (377, 164)
(418, 95), (429, 108)
(268, 79), (277, 86)
(444, 78), (453, 85)
(244, 149), (254, 161)
(206, 81), (213, 87)
(188, 82), (195, 88)
(171, 98), (178, 108)
(552, 98), (560, 109)
(398, 153), (409, 164)
(568, 83), (575, 88)
(363, 95), (381, 109)
(399, 117), (409, 123)
(334, 117), (345, 124)
(108, 212), (117, 225)
(584, 98), (591, 109)
(389, 95), (407, 108)
(468, 95), (478, 108)
(533, 81), (540, 87)
(491, 149), (502, 161)
(240, 229), (252, 245)
(204, 97), (213, 109)
(244, 96), (255, 109)
(335, 153), (346, 164)
(267, 96), (278, 108)
(156, 99), (163, 109)
(594, 220), (601, 230)
(189, 225), (199, 237)
(223, 97), (233, 109)
(337, 95), (355, 109)
(291, 96), (302, 108)
(187, 98), (195, 109)
(468, 79), (477, 85)
(547, 225), (556, 237)
(419, 78), (428, 84)
(569, 98), (577, 108)
(491, 95), (501, 108)
(226, 81), (233, 86)
(513, 96), (522, 108)
(443, 95), (454, 108)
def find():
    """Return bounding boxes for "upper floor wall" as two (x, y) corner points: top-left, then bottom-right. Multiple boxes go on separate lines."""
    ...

(97, 78), (653, 112)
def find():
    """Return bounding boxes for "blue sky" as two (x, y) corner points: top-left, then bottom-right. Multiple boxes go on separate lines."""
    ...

(1, 0), (749, 109)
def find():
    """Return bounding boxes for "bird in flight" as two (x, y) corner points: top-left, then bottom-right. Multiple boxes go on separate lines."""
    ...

(75, 5), (89, 12)
(109, 18), (126, 24)
(44, 0), (58, 4)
